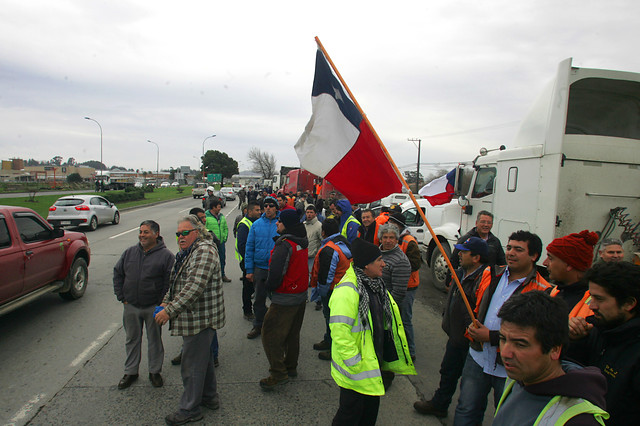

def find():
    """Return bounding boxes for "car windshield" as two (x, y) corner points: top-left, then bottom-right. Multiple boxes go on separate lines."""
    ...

(55, 198), (84, 206)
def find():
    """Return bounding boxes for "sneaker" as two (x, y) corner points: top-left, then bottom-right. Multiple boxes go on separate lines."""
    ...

(413, 399), (448, 418)
(313, 340), (330, 351)
(165, 411), (203, 425)
(314, 302), (322, 311)
(243, 313), (255, 321)
(318, 351), (331, 361)
(171, 353), (182, 366)
(222, 276), (232, 283)
(247, 327), (261, 339)
(259, 375), (289, 390)
(201, 399), (220, 411)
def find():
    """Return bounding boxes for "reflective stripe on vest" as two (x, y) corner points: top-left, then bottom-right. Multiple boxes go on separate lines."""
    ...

(399, 235), (420, 288)
(569, 291), (593, 319)
(496, 378), (609, 426)
(234, 217), (253, 261)
(341, 215), (361, 240)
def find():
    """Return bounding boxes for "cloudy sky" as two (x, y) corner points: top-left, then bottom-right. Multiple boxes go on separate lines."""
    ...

(1, 1), (638, 177)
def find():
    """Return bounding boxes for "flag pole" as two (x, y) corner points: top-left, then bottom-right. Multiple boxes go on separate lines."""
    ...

(314, 36), (478, 324)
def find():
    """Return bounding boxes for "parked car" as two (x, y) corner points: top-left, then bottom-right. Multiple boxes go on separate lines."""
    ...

(220, 187), (236, 200)
(192, 183), (207, 199)
(160, 182), (170, 188)
(171, 182), (180, 187)
(47, 195), (120, 232)
(201, 191), (226, 209)
(0, 205), (91, 316)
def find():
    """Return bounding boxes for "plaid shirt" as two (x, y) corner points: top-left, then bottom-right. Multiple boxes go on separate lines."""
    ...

(163, 237), (226, 336)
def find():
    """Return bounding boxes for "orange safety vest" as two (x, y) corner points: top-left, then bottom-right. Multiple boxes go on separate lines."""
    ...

(569, 291), (594, 319)
(399, 234), (420, 289)
(310, 240), (352, 291)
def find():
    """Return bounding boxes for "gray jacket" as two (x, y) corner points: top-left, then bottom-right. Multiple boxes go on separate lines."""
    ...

(380, 244), (411, 305)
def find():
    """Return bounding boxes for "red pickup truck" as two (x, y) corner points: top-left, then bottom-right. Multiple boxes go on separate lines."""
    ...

(0, 205), (91, 316)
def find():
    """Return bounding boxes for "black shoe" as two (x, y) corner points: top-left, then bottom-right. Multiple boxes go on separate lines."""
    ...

(117, 374), (139, 389)
(287, 369), (298, 378)
(171, 353), (182, 365)
(413, 399), (448, 418)
(247, 327), (261, 339)
(314, 302), (322, 311)
(222, 276), (232, 283)
(318, 351), (331, 361)
(313, 340), (330, 351)
(165, 411), (203, 425)
(243, 313), (255, 321)
(201, 399), (220, 411)
(149, 373), (163, 387)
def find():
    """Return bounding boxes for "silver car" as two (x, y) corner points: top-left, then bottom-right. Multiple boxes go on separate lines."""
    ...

(47, 195), (120, 231)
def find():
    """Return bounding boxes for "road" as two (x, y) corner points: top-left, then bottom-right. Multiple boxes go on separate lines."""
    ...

(0, 198), (493, 425)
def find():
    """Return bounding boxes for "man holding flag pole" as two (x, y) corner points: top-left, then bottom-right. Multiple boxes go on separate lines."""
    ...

(295, 37), (480, 420)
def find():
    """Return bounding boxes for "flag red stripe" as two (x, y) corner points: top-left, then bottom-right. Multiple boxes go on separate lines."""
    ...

(325, 121), (402, 204)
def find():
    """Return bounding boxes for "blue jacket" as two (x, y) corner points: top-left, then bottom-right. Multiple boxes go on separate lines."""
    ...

(244, 212), (279, 273)
(336, 199), (360, 243)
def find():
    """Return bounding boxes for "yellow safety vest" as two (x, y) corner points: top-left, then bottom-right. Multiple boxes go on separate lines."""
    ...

(235, 216), (253, 262)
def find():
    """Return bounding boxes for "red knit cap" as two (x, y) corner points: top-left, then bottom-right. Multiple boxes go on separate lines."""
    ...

(546, 230), (599, 271)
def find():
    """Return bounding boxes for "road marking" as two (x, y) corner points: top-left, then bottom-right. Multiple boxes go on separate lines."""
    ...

(9, 392), (46, 425)
(109, 227), (138, 239)
(70, 323), (119, 367)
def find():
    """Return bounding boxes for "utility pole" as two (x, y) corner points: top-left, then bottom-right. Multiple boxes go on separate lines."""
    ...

(408, 138), (422, 193)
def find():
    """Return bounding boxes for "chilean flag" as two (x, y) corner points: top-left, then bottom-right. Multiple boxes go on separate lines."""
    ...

(419, 169), (456, 206)
(295, 50), (402, 204)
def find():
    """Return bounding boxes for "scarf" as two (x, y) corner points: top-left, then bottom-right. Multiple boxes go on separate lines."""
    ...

(354, 266), (393, 330)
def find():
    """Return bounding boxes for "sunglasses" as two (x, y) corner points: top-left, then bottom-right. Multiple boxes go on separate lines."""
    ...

(176, 229), (196, 237)
(264, 203), (277, 208)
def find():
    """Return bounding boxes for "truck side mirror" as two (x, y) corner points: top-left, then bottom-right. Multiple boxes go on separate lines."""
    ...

(458, 196), (473, 215)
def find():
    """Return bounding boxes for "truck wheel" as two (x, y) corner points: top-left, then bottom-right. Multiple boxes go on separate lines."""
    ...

(430, 243), (452, 292)
(112, 212), (120, 224)
(60, 258), (88, 300)
(88, 216), (98, 231)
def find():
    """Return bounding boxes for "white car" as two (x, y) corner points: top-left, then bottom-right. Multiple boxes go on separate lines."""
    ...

(160, 182), (170, 188)
(171, 182), (179, 187)
(47, 195), (120, 231)
(220, 187), (236, 200)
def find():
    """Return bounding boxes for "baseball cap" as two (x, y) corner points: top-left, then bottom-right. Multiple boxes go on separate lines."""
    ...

(454, 237), (489, 257)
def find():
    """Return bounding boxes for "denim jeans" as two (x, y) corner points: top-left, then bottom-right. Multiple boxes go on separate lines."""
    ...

(453, 353), (505, 426)
(431, 339), (469, 410)
(217, 242), (226, 277)
(400, 288), (416, 357)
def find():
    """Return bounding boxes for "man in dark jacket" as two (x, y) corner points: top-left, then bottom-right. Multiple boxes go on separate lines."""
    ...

(493, 291), (608, 425)
(357, 209), (377, 243)
(414, 237), (488, 418)
(236, 201), (261, 321)
(113, 220), (174, 389)
(260, 209), (309, 390)
(451, 210), (506, 269)
(568, 261), (640, 425)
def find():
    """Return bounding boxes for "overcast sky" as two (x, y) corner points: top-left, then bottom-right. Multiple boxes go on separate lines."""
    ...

(1, 1), (638, 177)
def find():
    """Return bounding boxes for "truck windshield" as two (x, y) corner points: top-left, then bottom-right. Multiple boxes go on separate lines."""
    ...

(565, 77), (640, 140)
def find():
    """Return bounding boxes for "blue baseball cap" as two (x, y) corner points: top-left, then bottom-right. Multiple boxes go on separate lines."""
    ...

(454, 237), (489, 257)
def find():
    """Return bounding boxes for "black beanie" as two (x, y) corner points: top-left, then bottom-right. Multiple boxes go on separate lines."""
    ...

(352, 238), (382, 268)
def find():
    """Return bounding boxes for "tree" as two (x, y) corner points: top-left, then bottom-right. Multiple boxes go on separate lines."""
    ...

(203, 150), (239, 185)
(50, 156), (63, 166)
(248, 147), (276, 180)
(403, 171), (424, 186)
(67, 173), (83, 184)
(80, 160), (106, 170)
(66, 157), (76, 166)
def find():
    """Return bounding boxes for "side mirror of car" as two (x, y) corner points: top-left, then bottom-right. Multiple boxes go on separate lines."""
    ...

(51, 228), (65, 238)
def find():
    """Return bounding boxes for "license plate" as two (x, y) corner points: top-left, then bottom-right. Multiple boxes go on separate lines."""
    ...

(61, 221), (71, 225)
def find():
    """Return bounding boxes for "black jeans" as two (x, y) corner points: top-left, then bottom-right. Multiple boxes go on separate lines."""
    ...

(332, 387), (380, 426)
(240, 261), (254, 315)
(431, 339), (469, 409)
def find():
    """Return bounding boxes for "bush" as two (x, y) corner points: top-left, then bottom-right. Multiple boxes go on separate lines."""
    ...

(144, 185), (155, 193)
(67, 173), (83, 184)
(103, 188), (145, 204)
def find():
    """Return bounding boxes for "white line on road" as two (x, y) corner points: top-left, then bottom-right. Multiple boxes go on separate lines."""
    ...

(9, 392), (46, 425)
(109, 227), (138, 239)
(70, 323), (119, 367)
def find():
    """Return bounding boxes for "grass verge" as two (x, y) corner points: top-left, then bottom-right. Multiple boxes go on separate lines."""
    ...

(0, 188), (191, 218)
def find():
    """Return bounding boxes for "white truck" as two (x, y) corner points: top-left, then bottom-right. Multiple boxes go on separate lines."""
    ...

(402, 58), (640, 290)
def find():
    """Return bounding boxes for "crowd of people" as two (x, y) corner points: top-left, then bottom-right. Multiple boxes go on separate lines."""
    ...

(111, 189), (639, 425)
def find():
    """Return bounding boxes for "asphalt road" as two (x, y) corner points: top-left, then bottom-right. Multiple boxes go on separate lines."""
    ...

(0, 198), (494, 425)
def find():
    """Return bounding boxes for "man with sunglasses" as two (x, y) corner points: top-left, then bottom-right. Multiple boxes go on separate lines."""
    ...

(155, 215), (225, 425)
(245, 196), (280, 339)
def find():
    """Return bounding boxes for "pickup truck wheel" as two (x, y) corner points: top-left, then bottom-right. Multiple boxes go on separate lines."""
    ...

(88, 216), (98, 231)
(430, 243), (451, 293)
(60, 258), (88, 300)
(112, 211), (120, 224)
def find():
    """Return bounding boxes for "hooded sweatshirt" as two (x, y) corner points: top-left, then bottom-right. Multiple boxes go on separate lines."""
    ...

(336, 199), (360, 243)
(265, 222), (309, 305)
(494, 362), (607, 426)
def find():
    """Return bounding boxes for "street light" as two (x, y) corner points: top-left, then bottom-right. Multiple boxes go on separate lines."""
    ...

(147, 140), (159, 184)
(84, 116), (103, 182)
(409, 138), (422, 193)
(202, 134), (216, 180)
